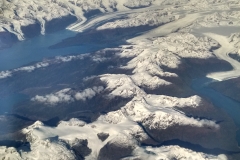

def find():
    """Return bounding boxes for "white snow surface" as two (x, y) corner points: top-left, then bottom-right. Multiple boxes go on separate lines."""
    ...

(17, 92), (222, 159)
(131, 145), (227, 160)
(1, 0), (239, 39)
(204, 33), (240, 81)
(96, 10), (178, 30)
(0, 0), (161, 39)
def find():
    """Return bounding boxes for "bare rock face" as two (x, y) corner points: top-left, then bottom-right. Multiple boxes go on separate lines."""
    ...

(71, 138), (92, 159)
(125, 145), (231, 160)
(122, 95), (239, 151)
(123, 0), (153, 9)
(142, 121), (237, 151)
(98, 135), (137, 160)
(97, 132), (110, 142)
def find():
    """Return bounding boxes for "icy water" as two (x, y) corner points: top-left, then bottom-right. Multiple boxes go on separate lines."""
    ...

(192, 78), (240, 146)
(191, 25), (240, 146)
(0, 29), (113, 114)
(0, 93), (29, 114)
(0, 29), (104, 71)
(1, 29), (240, 116)
(1, 26), (240, 149)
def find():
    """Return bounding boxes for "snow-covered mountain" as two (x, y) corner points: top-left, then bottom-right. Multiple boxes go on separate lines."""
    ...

(0, 0), (240, 40)
(1, 0), (240, 160)
(0, 0), (158, 40)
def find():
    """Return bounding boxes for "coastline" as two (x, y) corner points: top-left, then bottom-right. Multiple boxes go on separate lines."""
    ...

(0, 14), (78, 51)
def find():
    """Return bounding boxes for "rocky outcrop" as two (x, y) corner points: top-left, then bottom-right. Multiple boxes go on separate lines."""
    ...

(71, 138), (92, 159)
(97, 132), (109, 142)
(98, 135), (137, 160)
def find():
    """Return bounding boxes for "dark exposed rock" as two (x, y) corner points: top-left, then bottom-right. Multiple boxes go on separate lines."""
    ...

(98, 135), (137, 160)
(181, 57), (233, 79)
(43, 117), (60, 127)
(71, 138), (92, 159)
(83, 9), (102, 18)
(97, 132), (109, 142)
(229, 53), (240, 63)
(123, 3), (151, 9)
(141, 116), (239, 152)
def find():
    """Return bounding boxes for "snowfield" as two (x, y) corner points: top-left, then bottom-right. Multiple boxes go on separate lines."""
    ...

(1, 0), (240, 160)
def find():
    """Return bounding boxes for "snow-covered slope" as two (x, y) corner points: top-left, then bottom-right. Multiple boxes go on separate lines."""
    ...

(1, 0), (240, 159)
(1, 0), (239, 40)
(1, 33), (238, 159)
(0, 0), (158, 40)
